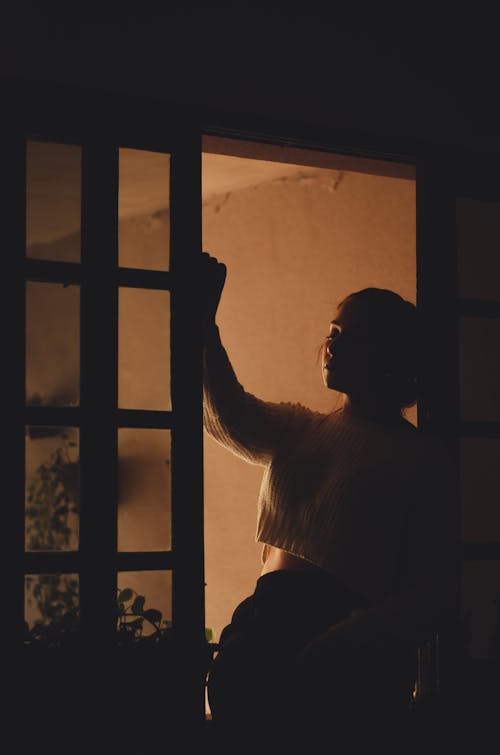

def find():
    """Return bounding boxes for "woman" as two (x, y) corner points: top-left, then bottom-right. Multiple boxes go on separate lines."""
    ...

(202, 252), (456, 743)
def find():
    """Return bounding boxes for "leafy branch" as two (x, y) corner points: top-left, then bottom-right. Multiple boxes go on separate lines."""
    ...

(24, 435), (214, 649)
(116, 587), (213, 646)
(116, 587), (172, 645)
(25, 432), (79, 552)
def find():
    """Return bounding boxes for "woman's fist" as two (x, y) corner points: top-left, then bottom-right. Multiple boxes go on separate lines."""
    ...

(201, 251), (227, 329)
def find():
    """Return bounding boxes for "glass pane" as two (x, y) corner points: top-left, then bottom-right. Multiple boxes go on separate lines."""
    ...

(25, 426), (80, 551)
(118, 287), (171, 410)
(26, 140), (81, 262)
(26, 281), (80, 406)
(117, 571), (172, 644)
(460, 317), (500, 421)
(25, 573), (79, 646)
(118, 148), (170, 271)
(461, 438), (500, 541)
(456, 198), (500, 300)
(461, 561), (500, 659)
(118, 428), (171, 551)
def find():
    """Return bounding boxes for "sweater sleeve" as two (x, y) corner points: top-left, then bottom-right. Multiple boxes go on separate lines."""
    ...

(203, 325), (314, 465)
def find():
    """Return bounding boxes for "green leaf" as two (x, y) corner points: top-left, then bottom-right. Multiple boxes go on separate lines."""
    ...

(205, 627), (213, 642)
(143, 609), (162, 625)
(117, 588), (134, 603)
(131, 595), (145, 614)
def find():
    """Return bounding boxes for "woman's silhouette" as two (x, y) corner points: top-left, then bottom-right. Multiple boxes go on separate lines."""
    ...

(201, 251), (456, 744)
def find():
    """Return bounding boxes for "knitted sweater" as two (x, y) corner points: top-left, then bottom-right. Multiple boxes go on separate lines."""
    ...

(203, 325), (455, 636)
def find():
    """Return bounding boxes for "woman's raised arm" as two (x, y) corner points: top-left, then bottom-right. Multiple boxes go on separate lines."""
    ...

(201, 252), (314, 465)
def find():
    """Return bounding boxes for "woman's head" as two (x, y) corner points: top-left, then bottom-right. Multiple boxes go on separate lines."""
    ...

(321, 288), (417, 412)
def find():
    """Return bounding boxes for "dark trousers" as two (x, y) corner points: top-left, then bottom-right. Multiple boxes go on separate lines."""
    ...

(207, 569), (415, 745)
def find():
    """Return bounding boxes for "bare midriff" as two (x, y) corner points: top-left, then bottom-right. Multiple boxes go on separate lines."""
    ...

(260, 544), (323, 575)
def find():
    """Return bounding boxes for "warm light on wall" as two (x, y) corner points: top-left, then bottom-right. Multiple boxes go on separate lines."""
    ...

(201, 148), (416, 655)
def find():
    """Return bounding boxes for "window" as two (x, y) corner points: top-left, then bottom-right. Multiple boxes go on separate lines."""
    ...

(6, 111), (205, 731)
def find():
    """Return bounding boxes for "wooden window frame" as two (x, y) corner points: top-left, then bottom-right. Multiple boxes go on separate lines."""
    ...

(4, 86), (206, 731)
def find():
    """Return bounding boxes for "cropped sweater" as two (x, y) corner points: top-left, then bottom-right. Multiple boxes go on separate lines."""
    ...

(203, 325), (455, 637)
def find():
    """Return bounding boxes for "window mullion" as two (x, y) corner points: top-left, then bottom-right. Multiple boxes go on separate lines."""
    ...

(79, 141), (119, 649)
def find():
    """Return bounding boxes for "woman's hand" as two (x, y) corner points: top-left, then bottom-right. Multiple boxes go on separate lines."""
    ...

(201, 251), (227, 334)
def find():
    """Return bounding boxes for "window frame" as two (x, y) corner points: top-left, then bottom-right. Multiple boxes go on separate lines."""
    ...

(6, 79), (497, 726)
(4, 87), (206, 728)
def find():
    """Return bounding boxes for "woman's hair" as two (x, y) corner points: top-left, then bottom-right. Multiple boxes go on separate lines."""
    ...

(339, 288), (418, 409)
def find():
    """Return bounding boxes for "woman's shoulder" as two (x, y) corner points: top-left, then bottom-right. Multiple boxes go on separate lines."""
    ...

(334, 412), (449, 463)
(258, 399), (329, 451)
(276, 400), (328, 424)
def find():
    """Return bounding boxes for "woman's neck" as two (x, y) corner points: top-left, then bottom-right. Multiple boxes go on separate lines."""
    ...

(341, 394), (403, 425)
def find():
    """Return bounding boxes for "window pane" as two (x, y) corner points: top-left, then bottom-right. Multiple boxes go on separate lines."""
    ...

(461, 561), (500, 659)
(118, 148), (170, 271)
(117, 571), (172, 644)
(26, 140), (81, 263)
(26, 281), (80, 407)
(25, 573), (79, 646)
(118, 287), (171, 410)
(460, 317), (500, 421)
(118, 428), (171, 551)
(461, 438), (500, 541)
(25, 426), (80, 551)
(456, 198), (500, 300)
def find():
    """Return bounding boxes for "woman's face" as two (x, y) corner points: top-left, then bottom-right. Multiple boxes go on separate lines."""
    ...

(321, 296), (388, 395)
